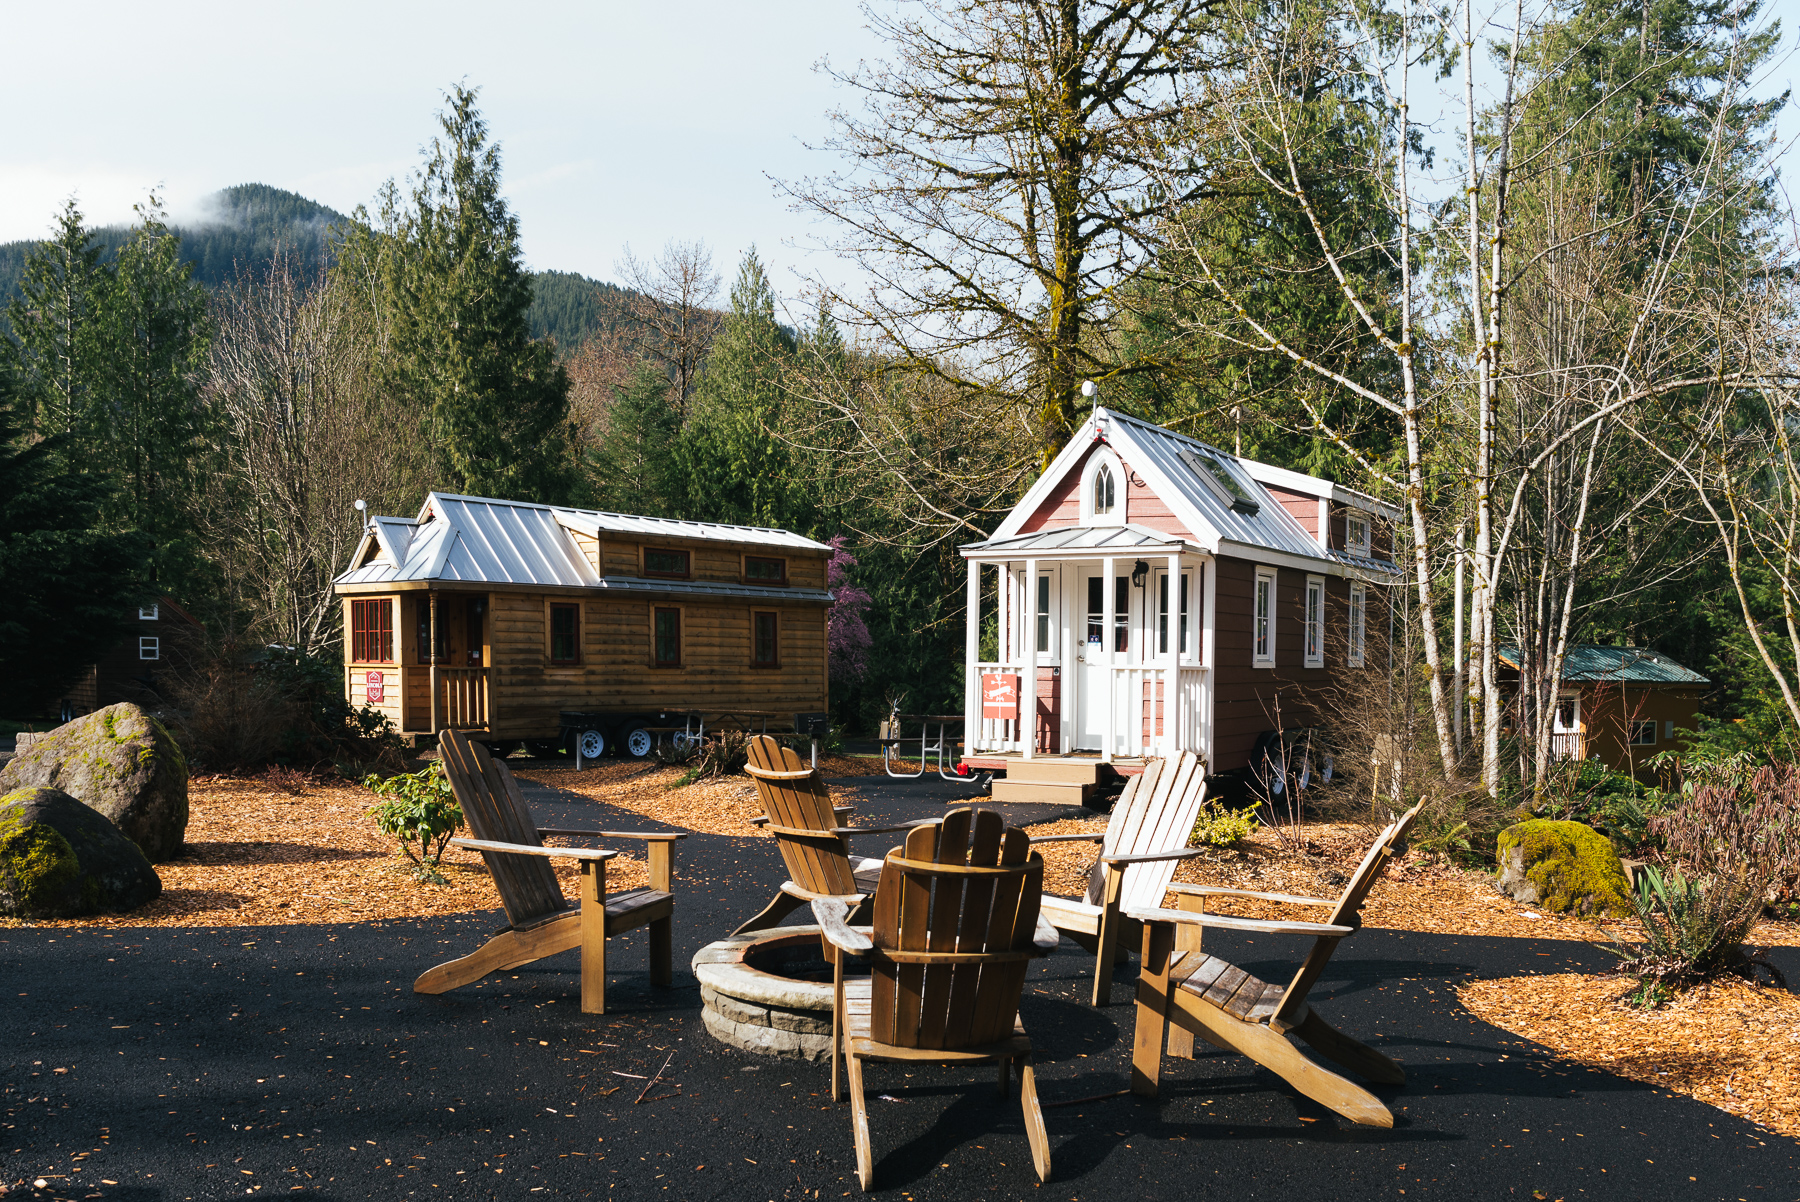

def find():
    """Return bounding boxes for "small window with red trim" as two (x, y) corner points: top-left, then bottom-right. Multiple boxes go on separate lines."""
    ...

(654, 607), (682, 667)
(351, 598), (394, 663)
(752, 611), (779, 667)
(549, 603), (581, 664)
(644, 548), (690, 578)
(745, 556), (787, 585)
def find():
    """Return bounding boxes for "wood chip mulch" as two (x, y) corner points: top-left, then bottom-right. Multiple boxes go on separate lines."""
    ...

(3, 776), (646, 930)
(513, 759), (869, 838)
(1459, 973), (1800, 1142)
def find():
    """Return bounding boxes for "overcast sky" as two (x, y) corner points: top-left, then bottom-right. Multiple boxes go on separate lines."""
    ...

(3, 0), (1794, 308)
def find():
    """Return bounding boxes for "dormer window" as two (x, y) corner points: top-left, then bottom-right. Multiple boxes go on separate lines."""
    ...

(1081, 448), (1126, 526)
(1346, 511), (1371, 557)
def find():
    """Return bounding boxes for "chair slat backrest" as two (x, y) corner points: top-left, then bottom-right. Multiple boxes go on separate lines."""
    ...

(439, 730), (566, 927)
(868, 808), (1043, 1050)
(1081, 751), (1209, 912)
(1272, 801), (1424, 1027)
(744, 735), (860, 897)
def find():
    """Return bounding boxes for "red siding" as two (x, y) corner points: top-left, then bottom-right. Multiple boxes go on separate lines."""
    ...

(1035, 667), (1061, 753)
(1264, 484), (1322, 539)
(1017, 443), (1193, 537)
(1019, 445), (1094, 532)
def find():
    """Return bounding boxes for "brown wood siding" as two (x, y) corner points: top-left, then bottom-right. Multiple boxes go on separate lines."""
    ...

(1209, 558), (1367, 773)
(86, 606), (202, 714)
(570, 531), (601, 572)
(1263, 485), (1320, 539)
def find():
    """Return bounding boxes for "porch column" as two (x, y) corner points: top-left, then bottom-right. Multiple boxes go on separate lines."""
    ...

(428, 589), (440, 736)
(965, 558), (980, 754)
(1168, 551), (1182, 756)
(1023, 557), (1038, 760)
(1201, 555), (1218, 763)
(1102, 556), (1116, 763)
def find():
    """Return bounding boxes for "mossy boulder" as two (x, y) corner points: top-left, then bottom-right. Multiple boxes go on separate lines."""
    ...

(0, 703), (188, 861)
(1495, 819), (1632, 917)
(0, 787), (162, 918)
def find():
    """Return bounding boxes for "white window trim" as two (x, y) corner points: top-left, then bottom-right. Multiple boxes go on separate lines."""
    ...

(139, 636), (160, 661)
(1630, 720), (1657, 746)
(1253, 566), (1277, 668)
(1303, 574), (1325, 669)
(1033, 568), (1060, 661)
(139, 603), (159, 620)
(1155, 568), (1194, 662)
(1347, 582), (1367, 668)
(1345, 509), (1372, 557)
(1080, 446), (1127, 527)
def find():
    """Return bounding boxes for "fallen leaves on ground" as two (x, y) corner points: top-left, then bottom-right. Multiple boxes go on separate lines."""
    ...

(9, 776), (645, 929)
(1459, 973), (1800, 1141)
(515, 761), (866, 838)
(1020, 815), (1800, 946)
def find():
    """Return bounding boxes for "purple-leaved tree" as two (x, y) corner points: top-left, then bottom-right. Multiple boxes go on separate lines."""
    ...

(827, 536), (872, 683)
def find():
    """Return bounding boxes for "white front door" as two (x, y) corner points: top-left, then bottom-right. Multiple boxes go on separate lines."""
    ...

(1075, 568), (1133, 751)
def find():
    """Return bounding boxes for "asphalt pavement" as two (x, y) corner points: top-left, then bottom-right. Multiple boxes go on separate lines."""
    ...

(3, 768), (1796, 1200)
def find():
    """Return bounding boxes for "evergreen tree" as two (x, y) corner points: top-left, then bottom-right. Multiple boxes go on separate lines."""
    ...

(4, 198), (108, 441)
(0, 359), (149, 713)
(587, 358), (683, 515)
(340, 86), (574, 502)
(93, 197), (213, 591)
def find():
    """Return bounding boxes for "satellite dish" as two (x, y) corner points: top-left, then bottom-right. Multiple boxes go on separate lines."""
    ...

(354, 499), (367, 512)
(1080, 380), (1098, 399)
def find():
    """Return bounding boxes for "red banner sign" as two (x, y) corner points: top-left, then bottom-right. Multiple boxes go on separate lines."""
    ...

(365, 670), (385, 705)
(982, 673), (1019, 720)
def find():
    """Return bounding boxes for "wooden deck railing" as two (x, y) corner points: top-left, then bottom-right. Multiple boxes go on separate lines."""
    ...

(437, 667), (488, 729)
(1550, 732), (1585, 761)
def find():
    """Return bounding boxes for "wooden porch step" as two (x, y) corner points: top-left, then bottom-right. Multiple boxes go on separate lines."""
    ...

(999, 758), (1105, 786)
(991, 779), (1089, 805)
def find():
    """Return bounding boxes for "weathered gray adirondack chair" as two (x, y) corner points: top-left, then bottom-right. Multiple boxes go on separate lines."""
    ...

(816, 807), (1059, 1190)
(413, 729), (687, 1014)
(1127, 801), (1423, 1126)
(1031, 750), (1211, 1004)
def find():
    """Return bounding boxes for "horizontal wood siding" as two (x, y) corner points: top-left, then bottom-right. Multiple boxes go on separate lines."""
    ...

(1019, 445), (1093, 531)
(1263, 484), (1320, 539)
(570, 531), (601, 572)
(1017, 443), (1192, 537)
(1036, 667), (1061, 753)
(1122, 462), (1192, 537)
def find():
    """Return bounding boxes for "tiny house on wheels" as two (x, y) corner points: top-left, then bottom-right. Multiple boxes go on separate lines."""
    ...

(959, 407), (1400, 802)
(332, 493), (832, 753)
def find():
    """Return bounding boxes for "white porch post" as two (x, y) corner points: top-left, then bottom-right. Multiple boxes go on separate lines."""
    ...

(1167, 551), (1181, 755)
(1023, 558), (1038, 758)
(965, 558), (980, 753)
(996, 560), (1011, 751)
(1202, 555), (1218, 764)
(1102, 556), (1116, 763)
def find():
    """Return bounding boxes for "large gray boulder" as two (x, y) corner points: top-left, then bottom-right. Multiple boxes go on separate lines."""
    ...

(0, 703), (188, 861)
(0, 786), (162, 918)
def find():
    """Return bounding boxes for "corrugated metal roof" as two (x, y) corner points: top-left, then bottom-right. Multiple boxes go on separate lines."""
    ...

(1104, 411), (1337, 564)
(963, 524), (1192, 556)
(1497, 644), (1709, 685)
(333, 492), (830, 590)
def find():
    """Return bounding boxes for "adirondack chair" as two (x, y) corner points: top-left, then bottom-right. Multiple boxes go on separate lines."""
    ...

(734, 734), (929, 937)
(1126, 801), (1424, 1127)
(815, 807), (1059, 1190)
(1031, 750), (1211, 1005)
(414, 729), (688, 1014)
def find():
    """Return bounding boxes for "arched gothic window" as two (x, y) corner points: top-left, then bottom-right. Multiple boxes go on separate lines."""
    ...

(1093, 464), (1116, 516)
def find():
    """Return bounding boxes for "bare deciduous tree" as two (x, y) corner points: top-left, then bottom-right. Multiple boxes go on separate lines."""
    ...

(613, 239), (722, 415)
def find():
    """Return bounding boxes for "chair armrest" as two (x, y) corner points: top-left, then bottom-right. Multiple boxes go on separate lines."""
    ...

(810, 898), (874, 954)
(452, 837), (616, 862)
(537, 828), (688, 842)
(837, 820), (939, 837)
(1124, 905), (1356, 937)
(1028, 833), (1106, 845)
(1099, 848), (1207, 866)
(833, 806), (856, 818)
(1165, 882), (1337, 907)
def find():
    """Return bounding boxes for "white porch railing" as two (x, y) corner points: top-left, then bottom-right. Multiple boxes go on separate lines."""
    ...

(967, 662), (1209, 760)
(1550, 731), (1585, 761)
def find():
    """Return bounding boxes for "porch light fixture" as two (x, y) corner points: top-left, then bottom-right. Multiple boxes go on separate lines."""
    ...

(1131, 560), (1150, 588)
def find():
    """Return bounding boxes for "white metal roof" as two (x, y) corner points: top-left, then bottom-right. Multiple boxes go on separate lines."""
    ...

(334, 493), (831, 593)
(962, 524), (1194, 557)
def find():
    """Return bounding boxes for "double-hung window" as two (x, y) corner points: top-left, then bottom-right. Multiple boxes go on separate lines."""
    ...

(1253, 567), (1277, 667)
(1347, 582), (1367, 667)
(139, 637), (160, 661)
(549, 603), (581, 664)
(1303, 575), (1325, 669)
(654, 607), (682, 667)
(1158, 571), (1190, 657)
(351, 598), (393, 663)
(752, 610), (779, 667)
(1346, 511), (1371, 557)
(1035, 573), (1053, 654)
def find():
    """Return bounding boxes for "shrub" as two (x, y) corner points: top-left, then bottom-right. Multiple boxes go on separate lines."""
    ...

(672, 730), (752, 785)
(1607, 866), (1786, 1007)
(1535, 757), (1665, 855)
(363, 761), (463, 883)
(1190, 800), (1260, 847)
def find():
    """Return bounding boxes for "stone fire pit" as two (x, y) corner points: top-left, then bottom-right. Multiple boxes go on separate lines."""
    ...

(692, 926), (845, 1062)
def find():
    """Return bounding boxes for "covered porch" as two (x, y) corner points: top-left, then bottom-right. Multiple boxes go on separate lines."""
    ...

(961, 526), (1214, 766)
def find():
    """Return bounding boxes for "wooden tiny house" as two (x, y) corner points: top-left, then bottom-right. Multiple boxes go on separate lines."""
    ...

(333, 493), (833, 751)
(959, 407), (1400, 795)
(1497, 644), (1707, 779)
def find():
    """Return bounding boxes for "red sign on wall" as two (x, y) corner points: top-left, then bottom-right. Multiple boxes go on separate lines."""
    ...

(365, 670), (385, 705)
(982, 673), (1020, 720)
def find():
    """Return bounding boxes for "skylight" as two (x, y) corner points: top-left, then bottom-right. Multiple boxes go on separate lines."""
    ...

(1179, 448), (1261, 515)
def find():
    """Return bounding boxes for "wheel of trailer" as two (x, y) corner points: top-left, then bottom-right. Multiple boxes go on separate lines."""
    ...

(669, 729), (702, 754)
(574, 728), (606, 761)
(621, 723), (655, 759)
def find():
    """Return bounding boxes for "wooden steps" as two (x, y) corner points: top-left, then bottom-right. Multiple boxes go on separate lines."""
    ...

(988, 756), (1107, 806)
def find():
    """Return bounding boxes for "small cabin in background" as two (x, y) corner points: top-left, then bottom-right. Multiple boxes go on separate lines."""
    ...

(56, 597), (203, 721)
(958, 407), (1400, 801)
(332, 493), (833, 753)
(1497, 644), (1707, 779)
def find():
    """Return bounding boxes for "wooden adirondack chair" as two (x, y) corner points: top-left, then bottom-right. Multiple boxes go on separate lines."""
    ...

(815, 807), (1059, 1190)
(414, 729), (688, 1014)
(1126, 802), (1423, 1127)
(1031, 750), (1211, 1005)
(734, 734), (929, 937)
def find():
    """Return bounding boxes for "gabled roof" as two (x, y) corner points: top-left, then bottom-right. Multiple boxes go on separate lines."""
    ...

(977, 407), (1398, 572)
(1498, 644), (1709, 685)
(334, 493), (831, 598)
